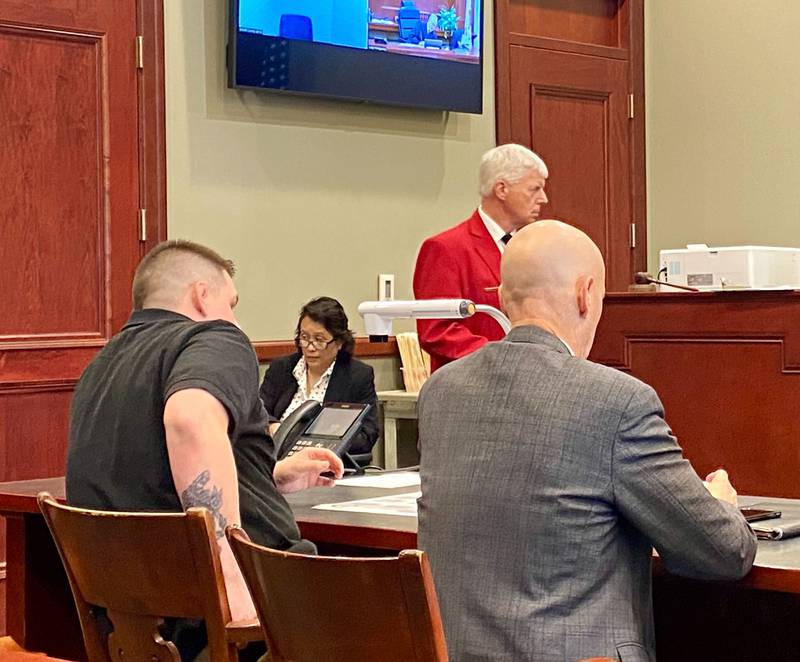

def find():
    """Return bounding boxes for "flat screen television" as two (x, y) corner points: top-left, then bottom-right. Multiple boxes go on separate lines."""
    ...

(228, 0), (484, 114)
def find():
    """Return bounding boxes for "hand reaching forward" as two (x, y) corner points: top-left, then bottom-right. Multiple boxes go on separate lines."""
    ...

(273, 447), (344, 494)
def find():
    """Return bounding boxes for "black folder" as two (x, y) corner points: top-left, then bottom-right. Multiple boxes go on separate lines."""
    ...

(750, 521), (800, 540)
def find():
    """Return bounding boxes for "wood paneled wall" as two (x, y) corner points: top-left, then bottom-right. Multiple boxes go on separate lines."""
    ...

(591, 292), (800, 498)
(0, 0), (167, 635)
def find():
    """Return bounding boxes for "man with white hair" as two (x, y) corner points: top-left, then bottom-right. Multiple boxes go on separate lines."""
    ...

(417, 221), (756, 661)
(413, 143), (548, 371)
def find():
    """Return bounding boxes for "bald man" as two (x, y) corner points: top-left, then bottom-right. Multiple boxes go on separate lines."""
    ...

(67, 240), (343, 659)
(417, 221), (756, 662)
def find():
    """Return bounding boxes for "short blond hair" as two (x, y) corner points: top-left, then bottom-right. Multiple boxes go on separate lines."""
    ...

(132, 240), (235, 310)
(479, 144), (548, 197)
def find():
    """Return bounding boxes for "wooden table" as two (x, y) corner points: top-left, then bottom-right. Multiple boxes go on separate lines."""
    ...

(3, 478), (800, 660)
(375, 389), (418, 470)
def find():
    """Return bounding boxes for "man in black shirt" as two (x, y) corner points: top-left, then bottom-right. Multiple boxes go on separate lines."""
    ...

(67, 239), (343, 631)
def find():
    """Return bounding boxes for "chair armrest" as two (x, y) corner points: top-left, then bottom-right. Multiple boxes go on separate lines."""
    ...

(225, 618), (262, 647)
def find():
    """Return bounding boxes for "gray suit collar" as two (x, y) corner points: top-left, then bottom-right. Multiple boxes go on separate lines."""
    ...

(504, 325), (573, 356)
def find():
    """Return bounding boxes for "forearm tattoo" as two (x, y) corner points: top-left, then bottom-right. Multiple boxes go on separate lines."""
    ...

(181, 470), (227, 539)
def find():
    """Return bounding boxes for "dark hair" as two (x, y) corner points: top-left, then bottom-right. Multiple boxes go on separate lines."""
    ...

(132, 239), (235, 310)
(294, 297), (355, 357)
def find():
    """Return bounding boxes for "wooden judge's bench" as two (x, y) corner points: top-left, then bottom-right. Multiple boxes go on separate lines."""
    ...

(591, 290), (800, 499)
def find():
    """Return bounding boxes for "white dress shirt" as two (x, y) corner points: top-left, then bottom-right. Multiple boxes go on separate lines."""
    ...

(478, 206), (512, 253)
(280, 356), (336, 422)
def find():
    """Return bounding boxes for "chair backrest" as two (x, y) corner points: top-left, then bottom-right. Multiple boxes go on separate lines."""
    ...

(38, 493), (238, 662)
(397, 11), (421, 40)
(227, 525), (448, 662)
(279, 14), (313, 41)
(397, 1), (421, 41)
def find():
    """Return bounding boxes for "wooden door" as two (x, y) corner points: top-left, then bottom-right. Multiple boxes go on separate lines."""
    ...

(495, 0), (646, 292)
(508, 47), (631, 289)
(0, 0), (165, 635)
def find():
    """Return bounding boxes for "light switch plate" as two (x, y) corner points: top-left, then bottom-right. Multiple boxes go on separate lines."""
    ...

(378, 274), (395, 301)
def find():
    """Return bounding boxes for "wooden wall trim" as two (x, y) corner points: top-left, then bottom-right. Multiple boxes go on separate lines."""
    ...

(0, 346), (105, 387)
(1, 334), (399, 387)
(614, 337), (796, 372)
(0, 338), (106, 350)
(508, 34), (628, 60)
(137, 0), (167, 252)
(1, 336), (399, 382)
(629, 0), (647, 273)
(253, 336), (399, 362)
(493, 0), (510, 142)
(0, 381), (79, 395)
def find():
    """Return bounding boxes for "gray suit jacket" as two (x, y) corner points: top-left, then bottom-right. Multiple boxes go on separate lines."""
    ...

(417, 325), (756, 662)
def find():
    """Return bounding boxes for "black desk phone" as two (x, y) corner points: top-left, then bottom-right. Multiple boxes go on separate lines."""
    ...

(275, 401), (371, 465)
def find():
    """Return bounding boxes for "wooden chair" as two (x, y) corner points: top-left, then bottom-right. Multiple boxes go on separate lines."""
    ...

(37, 493), (260, 662)
(226, 524), (448, 662)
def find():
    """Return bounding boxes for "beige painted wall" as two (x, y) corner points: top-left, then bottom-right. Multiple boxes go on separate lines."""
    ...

(164, 1), (496, 341)
(165, 2), (800, 334)
(645, 0), (800, 270)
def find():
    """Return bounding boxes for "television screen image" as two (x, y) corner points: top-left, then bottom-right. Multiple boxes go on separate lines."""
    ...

(229, 0), (483, 113)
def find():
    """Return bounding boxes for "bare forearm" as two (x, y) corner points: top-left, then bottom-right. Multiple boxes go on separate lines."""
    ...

(164, 389), (255, 619)
(177, 469), (231, 535)
(168, 426), (241, 537)
(176, 466), (252, 618)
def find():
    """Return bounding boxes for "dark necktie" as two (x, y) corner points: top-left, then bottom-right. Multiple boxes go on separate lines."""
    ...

(501, 233), (512, 245)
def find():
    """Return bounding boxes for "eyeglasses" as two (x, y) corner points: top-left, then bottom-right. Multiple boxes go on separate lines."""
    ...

(298, 335), (335, 350)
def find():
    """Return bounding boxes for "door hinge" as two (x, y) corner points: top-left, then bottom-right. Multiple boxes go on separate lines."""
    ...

(135, 35), (144, 69)
(139, 208), (147, 242)
(628, 93), (635, 120)
(630, 222), (636, 249)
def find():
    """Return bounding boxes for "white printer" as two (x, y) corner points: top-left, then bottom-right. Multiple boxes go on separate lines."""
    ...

(659, 244), (800, 290)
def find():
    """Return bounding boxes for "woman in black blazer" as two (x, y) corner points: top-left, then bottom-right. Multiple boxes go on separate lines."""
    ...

(259, 297), (379, 455)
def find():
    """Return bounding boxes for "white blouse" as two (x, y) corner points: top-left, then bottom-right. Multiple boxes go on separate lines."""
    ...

(280, 356), (336, 421)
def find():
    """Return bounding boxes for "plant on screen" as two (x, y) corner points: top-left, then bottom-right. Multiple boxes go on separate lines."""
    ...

(437, 4), (460, 35)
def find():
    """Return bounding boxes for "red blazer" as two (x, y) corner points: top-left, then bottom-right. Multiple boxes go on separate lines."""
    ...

(413, 210), (507, 371)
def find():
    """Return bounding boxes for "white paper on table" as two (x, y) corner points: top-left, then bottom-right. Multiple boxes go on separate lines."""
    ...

(312, 491), (421, 518)
(335, 471), (421, 489)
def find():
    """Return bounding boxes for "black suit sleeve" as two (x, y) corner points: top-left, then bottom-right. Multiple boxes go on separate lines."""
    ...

(348, 363), (380, 455)
(259, 356), (294, 423)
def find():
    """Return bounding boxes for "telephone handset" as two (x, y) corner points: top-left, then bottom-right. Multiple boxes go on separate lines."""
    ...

(273, 400), (322, 460)
(274, 401), (372, 469)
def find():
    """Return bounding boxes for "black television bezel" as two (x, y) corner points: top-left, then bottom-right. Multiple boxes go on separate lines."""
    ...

(227, 0), (484, 114)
